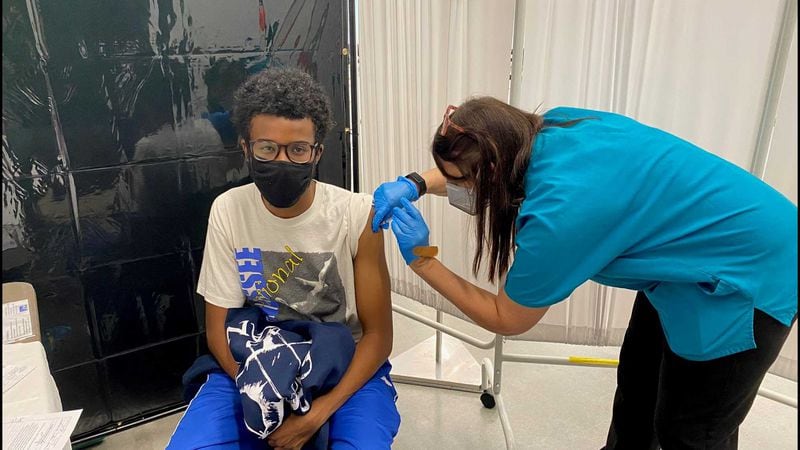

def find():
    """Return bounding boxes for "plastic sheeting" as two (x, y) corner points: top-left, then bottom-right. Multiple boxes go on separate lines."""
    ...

(2, 0), (353, 438)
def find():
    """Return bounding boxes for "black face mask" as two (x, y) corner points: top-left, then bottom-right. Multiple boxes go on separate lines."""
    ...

(249, 158), (315, 208)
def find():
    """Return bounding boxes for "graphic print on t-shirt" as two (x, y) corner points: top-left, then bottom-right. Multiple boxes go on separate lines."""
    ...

(235, 246), (346, 323)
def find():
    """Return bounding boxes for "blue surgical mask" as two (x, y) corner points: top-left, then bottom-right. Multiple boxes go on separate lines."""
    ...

(446, 182), (478, 215)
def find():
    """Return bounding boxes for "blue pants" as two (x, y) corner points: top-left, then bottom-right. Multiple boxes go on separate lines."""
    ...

(167, 361), (400, 449)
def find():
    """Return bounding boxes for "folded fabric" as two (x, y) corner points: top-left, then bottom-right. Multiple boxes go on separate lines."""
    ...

(225, 307), (355, 442)
(181, 354), (224, 403)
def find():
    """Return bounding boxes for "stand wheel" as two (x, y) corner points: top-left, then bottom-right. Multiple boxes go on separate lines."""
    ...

(480, 392), (496, 409)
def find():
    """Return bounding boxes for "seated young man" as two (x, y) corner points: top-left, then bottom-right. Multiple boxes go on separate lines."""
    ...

(168, 68), (399, 449)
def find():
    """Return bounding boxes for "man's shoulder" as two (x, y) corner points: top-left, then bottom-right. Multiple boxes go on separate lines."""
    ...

(317, 182), (372, 209)
(316, 183), (373, 241)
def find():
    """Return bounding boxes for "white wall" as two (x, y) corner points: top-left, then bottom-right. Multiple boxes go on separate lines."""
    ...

(763, 25), (798, 205)
(761, 22), (797, 380)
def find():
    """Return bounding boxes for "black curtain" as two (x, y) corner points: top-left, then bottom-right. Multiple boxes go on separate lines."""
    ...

(2, 0), (354, 439)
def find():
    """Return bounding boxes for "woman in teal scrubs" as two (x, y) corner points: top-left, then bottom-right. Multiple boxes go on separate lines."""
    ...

(373, 97), (797, 449)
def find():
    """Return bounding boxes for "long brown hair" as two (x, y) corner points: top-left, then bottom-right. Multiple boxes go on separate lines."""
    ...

(432, 97), (583, 282)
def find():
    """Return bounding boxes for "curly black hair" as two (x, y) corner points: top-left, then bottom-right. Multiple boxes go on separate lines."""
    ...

(232, 68), (334, 143)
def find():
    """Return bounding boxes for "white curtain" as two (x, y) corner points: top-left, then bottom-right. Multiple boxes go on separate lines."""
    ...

(356, 0), (515, 312)
(509, 0), (797, 379)
(357, 0), (798, 379)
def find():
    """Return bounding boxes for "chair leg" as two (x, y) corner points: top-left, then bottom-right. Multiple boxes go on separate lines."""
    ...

(496, 393), (516, 450)
(492, 335), (516, 449)
(480, 358), (496, 409)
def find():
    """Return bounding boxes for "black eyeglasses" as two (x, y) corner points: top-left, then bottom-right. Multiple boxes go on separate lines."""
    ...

(248, 140), (319, 164)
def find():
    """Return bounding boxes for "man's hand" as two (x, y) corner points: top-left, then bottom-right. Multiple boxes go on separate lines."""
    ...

(267, 409), (326, 450)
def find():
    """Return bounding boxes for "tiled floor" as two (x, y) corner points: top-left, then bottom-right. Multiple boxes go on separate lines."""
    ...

(89, 293), (798, 449)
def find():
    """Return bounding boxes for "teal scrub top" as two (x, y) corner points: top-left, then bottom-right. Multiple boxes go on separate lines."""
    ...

(504, 107), (798, 361)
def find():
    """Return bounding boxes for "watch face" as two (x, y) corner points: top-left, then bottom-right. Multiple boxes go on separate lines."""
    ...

(406, 173), (425, 194)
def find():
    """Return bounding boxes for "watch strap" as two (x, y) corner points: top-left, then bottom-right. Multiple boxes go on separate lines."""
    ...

(404, 172), (427, 197)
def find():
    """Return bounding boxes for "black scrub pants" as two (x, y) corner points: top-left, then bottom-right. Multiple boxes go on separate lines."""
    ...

(603, 291), (795, 450)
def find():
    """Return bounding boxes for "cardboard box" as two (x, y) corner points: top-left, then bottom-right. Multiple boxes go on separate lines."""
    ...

(2, 282), (42, 344)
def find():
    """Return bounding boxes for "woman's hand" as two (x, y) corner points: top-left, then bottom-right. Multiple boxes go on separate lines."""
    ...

(390, 198), (430, 265)
(371, 176), (420, 232)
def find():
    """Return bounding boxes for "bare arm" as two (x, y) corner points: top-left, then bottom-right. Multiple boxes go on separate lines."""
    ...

(205, 302), (239, 379)
(311, 210), (394, 419)
(410, 257), (549, 336)
(421, 167), (447, 196)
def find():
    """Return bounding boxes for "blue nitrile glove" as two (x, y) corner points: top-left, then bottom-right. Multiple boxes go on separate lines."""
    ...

(390, 198), (430, 265)
(371, 176), (420, 232)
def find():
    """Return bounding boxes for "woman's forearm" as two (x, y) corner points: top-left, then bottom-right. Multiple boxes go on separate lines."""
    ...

(409, 257), (508, 334)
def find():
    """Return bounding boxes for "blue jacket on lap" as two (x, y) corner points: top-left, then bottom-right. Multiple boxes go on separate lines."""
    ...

(182, 307), (355, 449)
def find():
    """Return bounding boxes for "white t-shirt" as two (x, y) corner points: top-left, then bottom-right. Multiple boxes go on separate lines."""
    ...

(197, 181), (373, 340)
